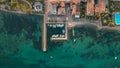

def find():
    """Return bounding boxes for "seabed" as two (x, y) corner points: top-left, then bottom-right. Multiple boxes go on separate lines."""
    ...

(0, 11), (120, 68)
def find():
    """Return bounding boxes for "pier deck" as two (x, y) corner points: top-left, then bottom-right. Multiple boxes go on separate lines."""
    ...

(42, 15), (47, 52)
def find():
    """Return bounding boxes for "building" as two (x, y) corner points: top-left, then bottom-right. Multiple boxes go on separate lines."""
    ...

(58, 1), (66, 15)
(86, 0), (94, 16)
(87, 0), (106, 16)
(95, 0), (106, 15)
(52, 5), (57, 14)
(49, 0), (81, 15)
(33, 1), (43, 12)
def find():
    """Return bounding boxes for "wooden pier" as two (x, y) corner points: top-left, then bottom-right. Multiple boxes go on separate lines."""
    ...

(42, 15), (47, 52)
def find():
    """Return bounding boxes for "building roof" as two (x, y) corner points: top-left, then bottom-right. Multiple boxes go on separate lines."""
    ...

(87, 0), (94, 15)
(33, 1), (43, 12)
(33, 1), (42, 6)
(50, 0), (59, 4)
(87, 0), (106, 15)
(95, 0), (106, 14)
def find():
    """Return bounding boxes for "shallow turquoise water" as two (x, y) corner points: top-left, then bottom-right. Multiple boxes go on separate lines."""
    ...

(0, 11), (120, 68)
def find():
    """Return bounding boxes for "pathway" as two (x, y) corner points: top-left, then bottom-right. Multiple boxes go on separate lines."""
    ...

(21, 0), (32, 8)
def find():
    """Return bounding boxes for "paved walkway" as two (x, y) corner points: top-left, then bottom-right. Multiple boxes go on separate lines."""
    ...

(21, 0), (32, 8)
(0, 7), (44, 16)
(69, 19), (120, 31)
(0, 8), (25, 14)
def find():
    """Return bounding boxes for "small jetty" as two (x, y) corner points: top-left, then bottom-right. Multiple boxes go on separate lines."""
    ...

(42, 15), (47, 52)
(72, 27), (75, 37)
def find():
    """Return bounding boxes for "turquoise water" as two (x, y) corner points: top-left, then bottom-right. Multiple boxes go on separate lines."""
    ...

(0, 11), (120, 68)
(115, 13), (120, 25)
